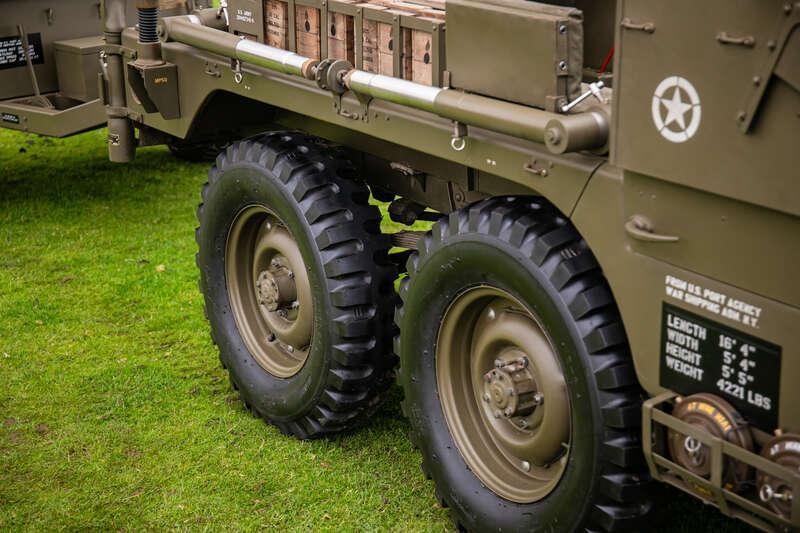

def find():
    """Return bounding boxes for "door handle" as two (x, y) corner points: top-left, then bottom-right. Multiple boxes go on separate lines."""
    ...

(625, 215), (679, 243)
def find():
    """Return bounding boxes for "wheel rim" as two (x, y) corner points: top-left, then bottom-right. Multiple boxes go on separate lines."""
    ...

(436, 286), (571, 503)
(225, 205), (313, 378)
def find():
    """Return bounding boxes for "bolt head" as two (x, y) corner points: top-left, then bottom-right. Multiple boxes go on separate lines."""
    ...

(486, 308), (496, 320)
(494, 359), (503, 368)
(521, 461), (531, 472)
(267, 333), (275, 342)
(493, 410), (501, 419)
(287, 345), (294, 353)
(482, 393), (490, 403)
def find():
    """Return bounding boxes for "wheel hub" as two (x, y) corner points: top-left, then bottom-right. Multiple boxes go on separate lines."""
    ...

(483, 356), (542, 420)
(225, 206), (313, 378)
(436, 286), (572, 503)
(256, 257), (296, 312)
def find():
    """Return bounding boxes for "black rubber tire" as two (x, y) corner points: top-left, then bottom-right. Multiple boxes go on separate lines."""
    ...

(396, 197), (652, 532)
(196, 132), (397, 439)
(169, 138), (231, 162)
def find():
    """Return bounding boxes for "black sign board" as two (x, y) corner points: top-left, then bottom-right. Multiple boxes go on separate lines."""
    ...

(660, 303), (781, 430)
(0, 33), (45, 70)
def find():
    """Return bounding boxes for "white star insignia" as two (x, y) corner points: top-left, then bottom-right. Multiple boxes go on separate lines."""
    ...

(660, 87), (693, 131)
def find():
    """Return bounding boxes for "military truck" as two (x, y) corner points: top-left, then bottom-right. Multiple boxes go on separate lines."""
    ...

(1, 0), (798, 530)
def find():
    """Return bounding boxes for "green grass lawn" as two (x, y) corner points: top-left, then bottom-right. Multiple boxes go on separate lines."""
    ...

(0, 129), (751, 531)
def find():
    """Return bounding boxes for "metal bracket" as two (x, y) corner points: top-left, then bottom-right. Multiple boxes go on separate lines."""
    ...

(523, 159), (553, 178)
(738, 2), (799, 133)
(231, 58), (243, 84)
(451, 121), (467, 152)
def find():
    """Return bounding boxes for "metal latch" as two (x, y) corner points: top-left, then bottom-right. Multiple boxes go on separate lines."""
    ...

(561, 81), (606, 113)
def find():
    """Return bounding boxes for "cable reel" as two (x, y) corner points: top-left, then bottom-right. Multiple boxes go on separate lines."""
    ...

(667, 393), (754, 491)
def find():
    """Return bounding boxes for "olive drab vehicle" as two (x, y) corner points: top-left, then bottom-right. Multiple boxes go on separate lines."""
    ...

(1, 0), (798, 530)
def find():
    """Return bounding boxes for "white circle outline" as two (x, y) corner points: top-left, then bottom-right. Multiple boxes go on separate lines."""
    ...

(651, 76), (702, 143)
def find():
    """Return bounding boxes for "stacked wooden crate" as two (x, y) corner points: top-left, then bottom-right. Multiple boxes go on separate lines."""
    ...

(261, 0), (445, 85)
(265, 0), (290, 49)
(295, 3), (322, 59)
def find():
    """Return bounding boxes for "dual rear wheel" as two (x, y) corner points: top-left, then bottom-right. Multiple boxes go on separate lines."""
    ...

(196, 134), (650, 530)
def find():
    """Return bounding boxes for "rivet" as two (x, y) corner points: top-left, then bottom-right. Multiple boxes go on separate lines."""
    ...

(558, 24), (567, 34)
(558, 60), (568, 71)
(752, 76), (761, 86)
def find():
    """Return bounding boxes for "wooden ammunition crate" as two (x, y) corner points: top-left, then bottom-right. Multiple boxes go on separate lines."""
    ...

(361, 5), (444, 85)
(258, 0), (446, 86)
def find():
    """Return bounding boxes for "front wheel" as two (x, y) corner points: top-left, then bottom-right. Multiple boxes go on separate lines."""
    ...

(396, 197), (652, 532)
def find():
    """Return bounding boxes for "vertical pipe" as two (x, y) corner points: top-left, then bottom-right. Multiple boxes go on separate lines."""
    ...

(104, 0), (136, 162)
(136, 0), (164, 64)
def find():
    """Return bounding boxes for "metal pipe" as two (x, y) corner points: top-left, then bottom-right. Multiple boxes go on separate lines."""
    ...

(104, 0), (136, 163)
(166, 20), (609, 154)
(166, 19), (317, 79)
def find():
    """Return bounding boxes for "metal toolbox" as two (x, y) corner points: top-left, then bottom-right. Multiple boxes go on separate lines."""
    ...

(445, 0), (583, 111)
(53, 36), (105, 102)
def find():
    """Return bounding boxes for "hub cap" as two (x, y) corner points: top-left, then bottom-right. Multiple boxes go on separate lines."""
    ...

(226, 206), (313, 378)
(436, 286), (571, 503)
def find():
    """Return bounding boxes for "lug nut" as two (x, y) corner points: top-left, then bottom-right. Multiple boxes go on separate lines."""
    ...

(482, 393), (490, 403)
(486, 308), (496, 320)
(521, 461), (531, 472)
(287, 345), (295, 353)
(493, 410), (501, 419)
(504, 407), (514, 417)
(494, 359), (503, 368)
(533, 392), (544, 405)
(267, 333), (275, 342)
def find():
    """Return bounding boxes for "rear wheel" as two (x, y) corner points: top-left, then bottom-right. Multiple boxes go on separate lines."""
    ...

(396, 197), (652, 531)
(196, 132), (397, 438)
